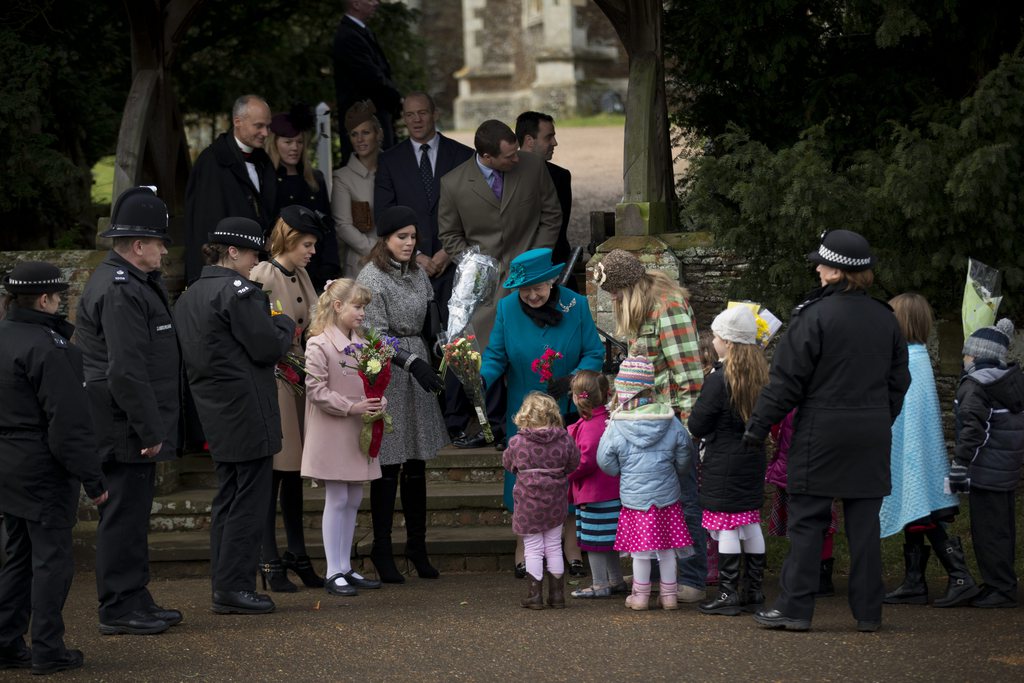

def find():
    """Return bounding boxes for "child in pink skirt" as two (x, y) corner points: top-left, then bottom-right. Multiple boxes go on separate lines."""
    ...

(687, 306), (768, 616)
(503, 392), (581, 610)
(598, 356), (694, 611)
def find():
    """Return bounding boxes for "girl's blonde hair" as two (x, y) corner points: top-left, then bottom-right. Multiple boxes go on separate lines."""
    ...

(570, 370), (609, 421)
(513, 391), (564, 430)
(889, 292), (932, 344)
(613, 269), (691, 338)
(722, 342), (769, 423)
(267, 129), (319, 192)
(308, 278), (372, 336)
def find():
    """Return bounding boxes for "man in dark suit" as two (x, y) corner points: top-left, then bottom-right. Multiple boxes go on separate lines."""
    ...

(184, 95), (276, 284)
(375, 92), (474, 315)
(332, 0), (402, 156)
(516, 111), (572, 268)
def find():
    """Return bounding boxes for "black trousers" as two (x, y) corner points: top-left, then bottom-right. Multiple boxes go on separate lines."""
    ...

(210, 458), (272, 592)
(95, 461), (156, 621)
(0, 514), (74, 663)
(970, 487), (1017, 597)
(774, 494), (883, 622)
(444, 373), (506, 438)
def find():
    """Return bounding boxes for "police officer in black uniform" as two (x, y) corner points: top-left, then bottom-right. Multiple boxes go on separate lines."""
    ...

(0, 262), (107, 675)
(76, 187), (183, 635)
(174, 217), (296, 614)
(745, 230), (910, 633)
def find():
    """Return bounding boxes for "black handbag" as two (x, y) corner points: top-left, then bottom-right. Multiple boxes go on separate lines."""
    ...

(421, 299), (443, 365)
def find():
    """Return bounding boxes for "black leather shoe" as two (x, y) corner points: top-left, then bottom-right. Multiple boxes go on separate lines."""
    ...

(494, 438), (507, 451)
(31, 649), (83, 676)
(514, 562), (527, 579)
(0, 640), (31, 669)
(452, 432), (488, 449)
(211, 590), (275, 614)
(146, 604), (183, 627)
(856, 620), (881, 632)
(343, 570), (382, 589)
(447, 430), (466, 444)
(970, 589), (1018, 608)
(752, 608), (811, 631)
(325, 573), (357, 596)
(99, 609), (170, 635)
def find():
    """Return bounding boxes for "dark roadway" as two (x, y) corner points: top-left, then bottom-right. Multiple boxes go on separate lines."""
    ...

(17, 571), (1024, 682)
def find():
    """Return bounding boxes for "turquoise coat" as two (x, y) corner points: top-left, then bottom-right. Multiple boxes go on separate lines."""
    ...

(481, 287), (604, 510)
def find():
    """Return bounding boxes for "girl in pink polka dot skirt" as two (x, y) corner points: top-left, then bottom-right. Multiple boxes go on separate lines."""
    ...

(597, 356), (695, 610)
(687, 306), (769, 616)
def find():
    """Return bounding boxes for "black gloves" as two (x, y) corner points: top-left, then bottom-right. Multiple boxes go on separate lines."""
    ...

(546, 375), (573, 400)
(742, 430), (765, 448)
(947, 462), (970, 493)
(393, 348), (444, 393)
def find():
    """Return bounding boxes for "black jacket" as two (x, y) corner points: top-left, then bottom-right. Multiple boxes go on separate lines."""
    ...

(332, 15), (401, 147)
(184, 132), (277, 283)
(688, 366), (766, 512)
(0, 307), (104, 527)
(746, 284), (910, 498)
(174, 265), (295, 463)
(546, 161), (573, 268)
(954, 362), (1024, 491)
(75, 252), (183, 464)
(274, 167), (340, 292)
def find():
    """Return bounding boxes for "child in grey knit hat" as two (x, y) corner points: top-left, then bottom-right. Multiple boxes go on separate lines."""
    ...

(950, 317), (1024, 608)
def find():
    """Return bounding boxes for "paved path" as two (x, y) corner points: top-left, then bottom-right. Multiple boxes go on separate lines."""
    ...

(42, 571), (1024, 681)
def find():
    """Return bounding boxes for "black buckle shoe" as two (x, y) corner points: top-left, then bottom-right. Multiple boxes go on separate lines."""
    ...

(31, 649), (83, 676)
(343, 570), (382, 589)
(99, 610), (170, 635)
(325, 573), (358, 596)
(211, 590), (275, 614)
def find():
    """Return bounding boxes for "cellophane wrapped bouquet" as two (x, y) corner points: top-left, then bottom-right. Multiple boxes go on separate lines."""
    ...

(446, 246), (499, 340)
(439, 331), (493, 444)
(343, 328), (399, 458)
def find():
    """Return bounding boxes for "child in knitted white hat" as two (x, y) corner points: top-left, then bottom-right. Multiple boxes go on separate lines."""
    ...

(687, 305), (769, 616)
(597, 356), (695, 610)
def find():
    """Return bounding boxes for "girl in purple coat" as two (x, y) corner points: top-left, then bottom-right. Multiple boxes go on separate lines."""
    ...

(567, 371), (627, 598)
(503, 392), (581, 610)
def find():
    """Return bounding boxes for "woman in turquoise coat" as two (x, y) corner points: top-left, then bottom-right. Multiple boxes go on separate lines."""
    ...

(481, 248), (604, 576)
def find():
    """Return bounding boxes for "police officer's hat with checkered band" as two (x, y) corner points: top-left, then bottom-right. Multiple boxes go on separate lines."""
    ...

(208, 217), (266, 251)
(807, 229), (875, 272)
(100, 186), (171, 242)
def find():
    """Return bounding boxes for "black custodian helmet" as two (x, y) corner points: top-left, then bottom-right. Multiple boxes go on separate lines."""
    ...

(100, 186), (171, 242)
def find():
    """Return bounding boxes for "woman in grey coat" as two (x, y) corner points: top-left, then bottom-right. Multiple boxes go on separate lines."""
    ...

(356, 206), (446, 583)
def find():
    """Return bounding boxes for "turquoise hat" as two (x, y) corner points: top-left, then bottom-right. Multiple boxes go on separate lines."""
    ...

(503, 248), (564, 289)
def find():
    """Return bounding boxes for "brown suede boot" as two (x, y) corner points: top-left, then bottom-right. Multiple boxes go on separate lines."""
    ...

(521, 575), (544, 609)
(546, 572), (566, 609)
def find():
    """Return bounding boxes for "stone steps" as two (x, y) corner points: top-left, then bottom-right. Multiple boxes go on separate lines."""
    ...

(74, 444), (515, 575)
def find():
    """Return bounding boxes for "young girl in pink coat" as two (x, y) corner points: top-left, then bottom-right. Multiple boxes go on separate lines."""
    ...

(302, 279), (386, 597)
(503, 392), (581, 610)
(567, 370), (626, 598)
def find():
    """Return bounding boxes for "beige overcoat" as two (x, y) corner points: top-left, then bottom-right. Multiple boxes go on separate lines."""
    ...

(437, 150), (561, 346)
(331, 156), (377, 279)
(249, 260), (316, 471)
(300, 326), (383, 483)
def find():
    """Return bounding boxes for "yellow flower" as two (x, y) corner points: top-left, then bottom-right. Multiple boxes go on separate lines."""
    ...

(755, 316), (770, 344)
(367, 358), (382, 374)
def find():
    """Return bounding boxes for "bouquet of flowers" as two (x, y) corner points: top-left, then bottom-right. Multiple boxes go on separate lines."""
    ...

(343, 328), (399, 458)
(727, 301), (782, 348)
(531, 347), (563, 383)
(438, 331), (493, 444)
(275, 352), (307, 396)
(446, 246), (499, 341)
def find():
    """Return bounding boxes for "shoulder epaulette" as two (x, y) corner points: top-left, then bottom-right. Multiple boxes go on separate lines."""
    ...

(790, 296), (823, 317)
(230, 277), (255, 298)
(47, 328), (69, 348)
(112, 268), (130, 284)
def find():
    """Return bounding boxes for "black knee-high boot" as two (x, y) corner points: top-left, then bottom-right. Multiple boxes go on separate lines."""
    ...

(932, 537), (981, 607)
(370, 465), (404, 584)
(260, 471), (297, 593)
(401, 460), (439, 579)
(884, 543), (930, 604)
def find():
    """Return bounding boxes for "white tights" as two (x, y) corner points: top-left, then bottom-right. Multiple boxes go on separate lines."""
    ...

(632, 550), (677, 585)
(714, 523), (765, 554)
(322, 481), (363, 578)
(522, 526), (564, 581)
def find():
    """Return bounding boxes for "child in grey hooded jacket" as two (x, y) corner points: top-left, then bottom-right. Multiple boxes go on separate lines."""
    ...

(598, 356), (695, 611)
